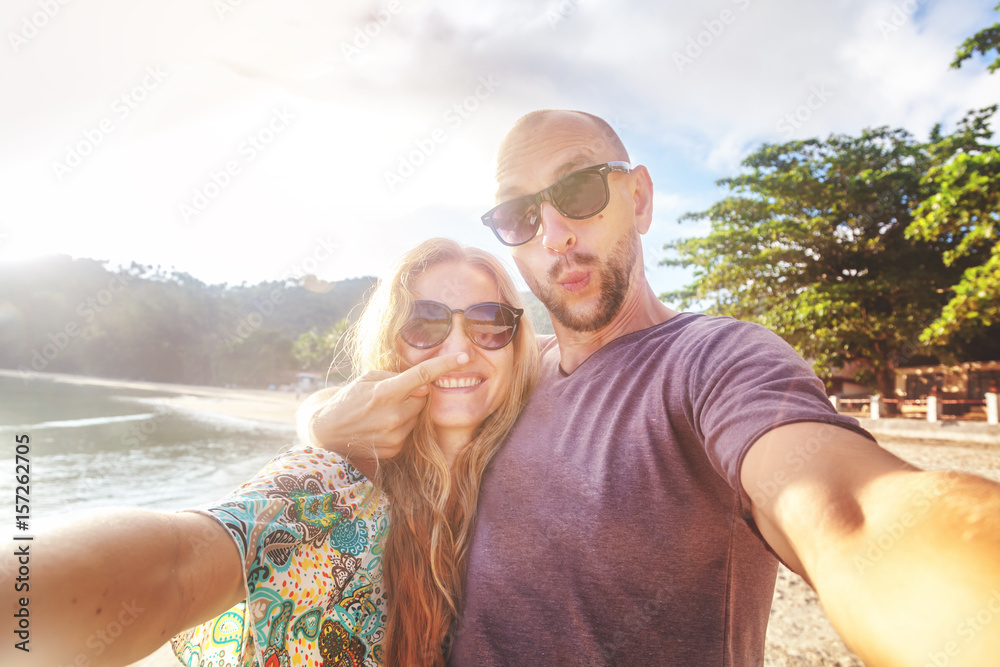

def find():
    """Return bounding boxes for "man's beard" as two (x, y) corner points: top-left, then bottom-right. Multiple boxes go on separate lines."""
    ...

(527, 233), (638, 333)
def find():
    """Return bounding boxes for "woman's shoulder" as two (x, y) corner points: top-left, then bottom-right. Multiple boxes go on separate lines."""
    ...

(226, 445), (380, 508)
(177, 445), (388, 667)
(269, 444), (366, 476)
(196, 444), (388, 562)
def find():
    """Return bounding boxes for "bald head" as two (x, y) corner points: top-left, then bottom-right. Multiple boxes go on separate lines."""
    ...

(493, 110), (632, 202)
(497, 110), (629, 180)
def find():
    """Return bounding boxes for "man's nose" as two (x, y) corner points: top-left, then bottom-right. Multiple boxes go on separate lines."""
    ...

(538, 202), (576, 254)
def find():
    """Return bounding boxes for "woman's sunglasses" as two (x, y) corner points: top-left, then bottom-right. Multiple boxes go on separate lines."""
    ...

(481, 161), (632, 247)
(400, 301), (523, 350)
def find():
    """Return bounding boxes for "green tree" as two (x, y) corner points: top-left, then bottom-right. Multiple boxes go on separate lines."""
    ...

(902, 7), (1000, 345)
(907, 107), (1000, 343)
(952, 4), (1000, 72)
(292, 319), (351, 375)
(0, 258), (373, 386)
(216, 329), (295, 386)
(661, 127), (971, 400)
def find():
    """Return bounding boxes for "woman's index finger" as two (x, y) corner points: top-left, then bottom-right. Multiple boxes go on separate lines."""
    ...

(384, 353), (470, 397)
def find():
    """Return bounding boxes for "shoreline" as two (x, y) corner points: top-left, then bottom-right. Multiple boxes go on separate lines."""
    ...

(0, 369), (308, 667)
(0, 368), (310, 427)
(8, 369), (997, 443)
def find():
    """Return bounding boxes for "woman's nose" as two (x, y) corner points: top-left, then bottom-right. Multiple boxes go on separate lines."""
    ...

(439, 314), (475, 353)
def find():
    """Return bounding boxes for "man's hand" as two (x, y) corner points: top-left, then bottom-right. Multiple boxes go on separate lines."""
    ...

(298, 352), (470, 462)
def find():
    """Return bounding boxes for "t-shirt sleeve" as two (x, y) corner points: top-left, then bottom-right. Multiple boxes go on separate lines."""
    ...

(686, 318), (874, 520)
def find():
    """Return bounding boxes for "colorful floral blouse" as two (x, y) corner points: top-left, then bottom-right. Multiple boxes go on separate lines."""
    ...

(171, 446), (389, 667)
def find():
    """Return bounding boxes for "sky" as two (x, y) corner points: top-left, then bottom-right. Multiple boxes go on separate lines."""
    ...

(1, 0), (998, 296)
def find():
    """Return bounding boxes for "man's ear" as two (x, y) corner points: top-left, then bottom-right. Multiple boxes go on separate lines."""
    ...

(631, 165), (654, 234)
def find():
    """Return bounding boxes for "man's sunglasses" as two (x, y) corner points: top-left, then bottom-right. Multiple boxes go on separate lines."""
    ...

(481, 161), (632, 247)
(400, 301), (523, 350)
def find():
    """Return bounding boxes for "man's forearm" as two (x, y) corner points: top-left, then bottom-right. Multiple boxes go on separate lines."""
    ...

(809, 470), (1000, 666)
(1, 509), (243, 667)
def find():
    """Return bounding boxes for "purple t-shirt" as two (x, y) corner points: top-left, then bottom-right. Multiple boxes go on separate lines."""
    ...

(451, 313), (871, 666)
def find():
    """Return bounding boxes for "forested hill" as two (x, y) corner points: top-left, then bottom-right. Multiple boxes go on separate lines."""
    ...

(0, 255), (376, 386)
(0, 255), (555, 387)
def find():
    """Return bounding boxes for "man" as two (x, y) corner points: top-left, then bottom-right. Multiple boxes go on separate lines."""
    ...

(303, 110), (1000, 665)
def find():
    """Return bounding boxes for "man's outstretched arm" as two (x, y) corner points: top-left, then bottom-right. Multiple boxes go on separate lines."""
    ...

(742, 422), (1000, 666)
(0, 509), (244, 667)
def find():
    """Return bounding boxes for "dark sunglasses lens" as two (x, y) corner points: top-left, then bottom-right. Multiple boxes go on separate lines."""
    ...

(491, 198), (539, 246)
(465, 304), (518, 349)
(401, 302), (451, 348)
(551, 169), (608, 218)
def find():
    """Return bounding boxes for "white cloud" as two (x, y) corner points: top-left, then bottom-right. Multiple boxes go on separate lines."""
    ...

(1, 0), (997, 298)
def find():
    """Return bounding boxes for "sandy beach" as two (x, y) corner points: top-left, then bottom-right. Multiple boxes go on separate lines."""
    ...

(9, 371), (995, 666)
(1, 369), (307, 427)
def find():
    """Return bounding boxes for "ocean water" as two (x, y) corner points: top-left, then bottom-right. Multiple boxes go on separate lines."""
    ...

(0, 374), (297, 532)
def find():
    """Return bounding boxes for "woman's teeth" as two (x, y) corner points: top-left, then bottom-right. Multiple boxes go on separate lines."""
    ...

(433, 376), (484, 389)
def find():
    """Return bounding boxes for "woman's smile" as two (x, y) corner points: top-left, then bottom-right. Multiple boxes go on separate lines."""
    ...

(433, 373), (487, 391)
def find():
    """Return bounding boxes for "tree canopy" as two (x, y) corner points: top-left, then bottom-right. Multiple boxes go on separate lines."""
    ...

(907, 107), (1000, 344)
(902, 10), (1000, 346)
(952, 3), (1000, 73)
(292, 319), (351, 377)
(0, 256), (551, 387)
(0, 256), (374, 387)
(660, 124), (993, 397)
(662, 10), (1000, 396)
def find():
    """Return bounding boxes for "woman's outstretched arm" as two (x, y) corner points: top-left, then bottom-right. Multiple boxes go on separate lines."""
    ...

(1, 508), (245, 667)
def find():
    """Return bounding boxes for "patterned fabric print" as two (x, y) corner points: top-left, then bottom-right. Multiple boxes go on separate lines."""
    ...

(171, 446), (389, 667)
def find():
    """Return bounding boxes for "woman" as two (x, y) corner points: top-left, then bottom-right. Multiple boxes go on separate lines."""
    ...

(4, 239), (537, 667)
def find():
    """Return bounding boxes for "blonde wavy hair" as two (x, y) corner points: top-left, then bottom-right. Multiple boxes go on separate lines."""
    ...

(344, 238), (538, 666)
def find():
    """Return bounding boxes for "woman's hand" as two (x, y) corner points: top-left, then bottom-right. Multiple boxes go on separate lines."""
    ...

(299, 352), (469, 463)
